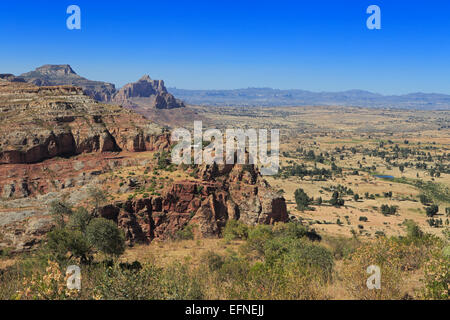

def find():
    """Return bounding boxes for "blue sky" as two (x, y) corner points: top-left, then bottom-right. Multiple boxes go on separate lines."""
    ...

(0, 0), (449, 94)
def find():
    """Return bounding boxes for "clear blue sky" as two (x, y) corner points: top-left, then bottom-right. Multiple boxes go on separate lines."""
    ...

(0, 0), (449, 94)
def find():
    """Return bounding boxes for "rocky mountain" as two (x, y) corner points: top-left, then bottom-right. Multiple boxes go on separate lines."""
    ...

(0, 77), (170, 164)
(168, 87), (450, 110)
(113, 75), (185, 110)
(20, 65), (186, 110)
(20, 65), (117, 102)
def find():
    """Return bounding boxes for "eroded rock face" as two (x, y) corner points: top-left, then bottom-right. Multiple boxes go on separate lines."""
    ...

(112, 75), (185, 110)
(0, 79), (170, 164)
(99, 164), (288, 245)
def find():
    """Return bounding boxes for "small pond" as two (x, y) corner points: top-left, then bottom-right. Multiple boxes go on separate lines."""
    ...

(374, 175), (395, 179)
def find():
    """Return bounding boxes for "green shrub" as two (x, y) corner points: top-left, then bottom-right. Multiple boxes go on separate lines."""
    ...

(93, 263), (165, 300)
(403, 219), (423, 239)
(49, 200), (73, 227)
(68, 207), (92, 232)
(272, 222), (308, 239)
(263, 237), (334, 280)
(46, 228), (92, 263)
(245, 224), (274, 255)
(201, 251), (225, 272)
(325, 236), (361, 260)
(86, 218), (125, 257)
(223, 220), (249, 241)
(422, 248), (449, 300)
(174, 225), (195, 241)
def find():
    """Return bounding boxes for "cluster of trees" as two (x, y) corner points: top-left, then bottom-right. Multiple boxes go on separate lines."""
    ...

(294, 188), (345, 211)
(380, 204), (398, 215)
(281, 163), (333, 179)
(426, 218), (447, 228)
(330, 191), (345, 207)
(46, 188), (125, 264)
(425, 205), (439, 217)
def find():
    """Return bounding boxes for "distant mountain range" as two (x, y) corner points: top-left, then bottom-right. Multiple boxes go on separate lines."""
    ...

(9, 64), (450, 110)
(168, 87), (450, 110)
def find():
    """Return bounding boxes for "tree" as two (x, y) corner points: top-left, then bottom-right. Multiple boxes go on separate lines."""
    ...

(88, 187), (108, 216)
(49, 200), (73, 228)
(381, 204), (397, 215)
(330, 191), (344, 207)
(420, 194), (431, 205)
(294, 189), (311, 211)
(426, 205), (439, 217)
(68, 207), (92, 232)
(353, 194), (360, 202)
(46, 228), (92, 264)
(47, 215), (126, 262)
(86, 218), (125, 257)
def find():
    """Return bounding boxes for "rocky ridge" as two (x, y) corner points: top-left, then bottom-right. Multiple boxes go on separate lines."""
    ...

(19, 65), (186, 111)
(0, 78), (170, 165)
(20, 65), (117, 102)
(99, 162), (288, 245)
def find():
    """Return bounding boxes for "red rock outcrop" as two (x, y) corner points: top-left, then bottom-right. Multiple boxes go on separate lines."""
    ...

(99, 164), (288, 245)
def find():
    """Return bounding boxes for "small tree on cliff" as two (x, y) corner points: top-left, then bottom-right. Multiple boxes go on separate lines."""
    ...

(88, 187), (108, 217)
(49, 200), (73, 228)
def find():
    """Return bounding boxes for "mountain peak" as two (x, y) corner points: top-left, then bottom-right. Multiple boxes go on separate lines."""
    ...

(139, 75), (152, 82)
(113, 75), (185, 110)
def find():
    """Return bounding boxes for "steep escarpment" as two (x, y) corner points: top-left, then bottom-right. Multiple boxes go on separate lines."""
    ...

(0, 78), (170, 164)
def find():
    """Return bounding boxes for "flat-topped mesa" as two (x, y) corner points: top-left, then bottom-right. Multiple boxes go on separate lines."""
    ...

(20, 64), (117, 102)
(112, 75), (185, 109)
(34, 64), (76, 76)
(0, 79), (170, 165)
